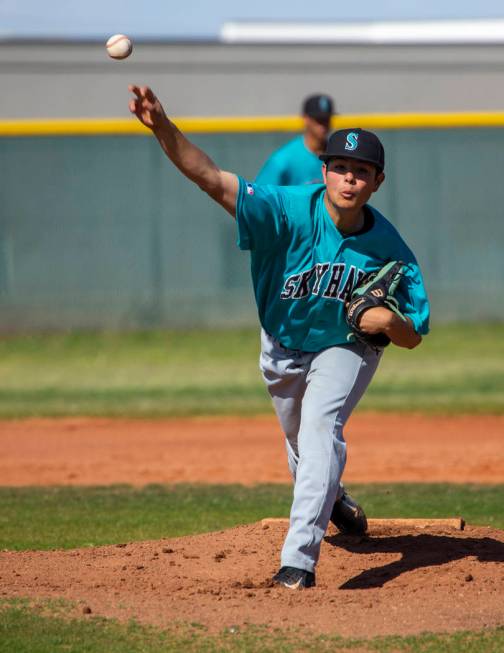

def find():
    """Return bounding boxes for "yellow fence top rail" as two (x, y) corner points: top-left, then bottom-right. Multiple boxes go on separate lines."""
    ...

(2, 112), (504, 136)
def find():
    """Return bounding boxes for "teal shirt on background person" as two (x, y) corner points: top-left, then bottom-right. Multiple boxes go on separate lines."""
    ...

(255, 135), (324, 185)
(235, 177), (430, 352)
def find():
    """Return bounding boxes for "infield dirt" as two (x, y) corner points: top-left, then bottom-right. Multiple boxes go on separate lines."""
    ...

(2, 413), (504, 486)
(1, 413), (504, 638)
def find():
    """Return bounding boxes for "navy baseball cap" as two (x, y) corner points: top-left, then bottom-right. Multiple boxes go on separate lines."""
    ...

(302, 94), (335, 120)
(319, 128), (385, 171)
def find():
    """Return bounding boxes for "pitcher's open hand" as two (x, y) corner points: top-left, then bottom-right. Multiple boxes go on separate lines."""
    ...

(128, 85), (167, 131)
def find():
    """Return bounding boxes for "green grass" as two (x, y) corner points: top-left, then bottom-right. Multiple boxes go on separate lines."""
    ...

(0, 484), (293, 551)
(1, 483), (503, 551)
(1, 600), (504, 653)
(0, 324), (503, 417)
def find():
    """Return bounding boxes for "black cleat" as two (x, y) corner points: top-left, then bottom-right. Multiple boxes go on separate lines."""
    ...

(272, 566), (316, 590)
(330, 489), (368, 535)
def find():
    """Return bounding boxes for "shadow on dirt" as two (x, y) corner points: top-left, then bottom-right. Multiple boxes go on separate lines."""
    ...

(324, 533), (504, 590)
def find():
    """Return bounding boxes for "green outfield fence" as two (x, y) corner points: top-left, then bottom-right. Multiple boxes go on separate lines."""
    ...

(0, 113), (503, 331)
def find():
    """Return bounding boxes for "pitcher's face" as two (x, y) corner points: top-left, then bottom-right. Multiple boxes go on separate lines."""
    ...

(323, 158), (384, 211)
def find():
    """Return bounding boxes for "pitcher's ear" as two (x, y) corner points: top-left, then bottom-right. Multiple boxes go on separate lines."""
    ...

(374, 171), (385, 191)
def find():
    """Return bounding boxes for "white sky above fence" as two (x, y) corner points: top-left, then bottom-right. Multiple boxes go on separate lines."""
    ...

(2, 0), (504, 39)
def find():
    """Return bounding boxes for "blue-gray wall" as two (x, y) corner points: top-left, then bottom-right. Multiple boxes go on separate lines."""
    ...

(3, 41), (504, 118)
(1, 128), (503, 331)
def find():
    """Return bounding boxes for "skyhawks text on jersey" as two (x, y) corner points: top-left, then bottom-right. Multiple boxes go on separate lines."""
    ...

(280, 262), (367, 302)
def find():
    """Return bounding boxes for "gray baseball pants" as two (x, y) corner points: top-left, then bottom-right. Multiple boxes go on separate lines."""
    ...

(259, 328), (382, 573)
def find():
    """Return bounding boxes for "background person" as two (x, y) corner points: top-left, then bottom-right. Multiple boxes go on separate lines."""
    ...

(256, 93), (335, 185)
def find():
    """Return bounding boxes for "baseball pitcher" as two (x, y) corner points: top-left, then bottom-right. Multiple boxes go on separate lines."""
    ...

(128, 85), (430, 590)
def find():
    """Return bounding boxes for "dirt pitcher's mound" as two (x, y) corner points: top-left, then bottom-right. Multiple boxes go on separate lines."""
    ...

(1, 522), (503, 637)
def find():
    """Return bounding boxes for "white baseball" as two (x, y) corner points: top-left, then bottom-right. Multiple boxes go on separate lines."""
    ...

(106, 34), (133, 60)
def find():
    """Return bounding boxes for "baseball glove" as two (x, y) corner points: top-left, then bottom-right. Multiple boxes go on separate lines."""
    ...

(345, 260), (407, 349)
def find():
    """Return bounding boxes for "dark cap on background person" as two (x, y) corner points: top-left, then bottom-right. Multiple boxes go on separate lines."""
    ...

(302, 94), (335, 120)
(319, 128), (385, 172)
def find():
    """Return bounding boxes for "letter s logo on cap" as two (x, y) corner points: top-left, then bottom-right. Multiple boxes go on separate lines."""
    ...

(345, 132), (359, 151)
(319, 97), (330, 112)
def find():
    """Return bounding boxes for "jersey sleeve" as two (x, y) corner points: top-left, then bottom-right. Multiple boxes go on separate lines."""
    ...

(392, 243), (430, 335)
(235, 176), (287, 251)
(370, 212), (430, 336)
(397, 263), (430, 335)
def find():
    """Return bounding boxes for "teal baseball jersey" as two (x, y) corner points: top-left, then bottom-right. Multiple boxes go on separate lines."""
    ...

(255, 135), (324, 186)
(235, 177), (430, 352)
